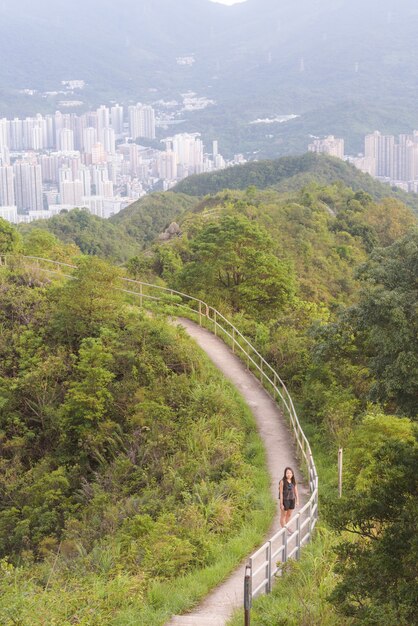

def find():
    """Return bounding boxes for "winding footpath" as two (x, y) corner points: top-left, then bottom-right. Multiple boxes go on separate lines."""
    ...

(167, 319), (308, 626)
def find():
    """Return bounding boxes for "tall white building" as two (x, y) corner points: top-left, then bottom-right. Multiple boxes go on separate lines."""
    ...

(96, 105), (110, 138)
(82, 127), (97, 154)
(13, 161), (43, 211)
(10, 118), (23, 150)
(157, 150), (177, 180)
(364, 130), (418, 181)
(0, 165), (15, 206)
(128, 103), (156, 140)
(58, 128), (75, 152)
(60, 180), (84, 207)
(79, 167), (92, 197)
(0, 118), (9, 150)
(111, 104), (124, 135)
(167, 133), (204, 174)
(102, 127), (116, 155)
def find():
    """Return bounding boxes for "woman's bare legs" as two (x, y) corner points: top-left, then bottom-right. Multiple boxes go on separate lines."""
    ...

(280, 508), (294, 529)
(280, 507), (286, 528)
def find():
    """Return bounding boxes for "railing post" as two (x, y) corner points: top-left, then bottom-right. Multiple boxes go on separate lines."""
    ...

(266, 542), (272, 593)
(308, 499), (312, 538)
(214, 310), (217, 335)
(296, 514), (301, 560)
(232, 327), (235, 352)
(139, 283), (143, 307)
(259, 358), (263, 382)
(244, 564), (252, 626)
(198, 301), (202, 326)
(282, 527), (288, 563)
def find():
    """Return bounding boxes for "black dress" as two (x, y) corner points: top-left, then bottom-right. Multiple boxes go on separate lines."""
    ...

(282, 480), (296, 510)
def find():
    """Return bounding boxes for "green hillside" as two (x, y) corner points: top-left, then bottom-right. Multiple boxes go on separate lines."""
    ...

(18, 193), (198, 263)
(142, 182), (417, 625)
(109, 192), (197, 247)
(175, 153), (418, 215)
(1, 161), (417, 625)
(0, 253), (273, 624)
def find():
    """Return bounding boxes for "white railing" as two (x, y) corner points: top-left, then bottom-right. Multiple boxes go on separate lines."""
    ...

(1, 254), (318, 601)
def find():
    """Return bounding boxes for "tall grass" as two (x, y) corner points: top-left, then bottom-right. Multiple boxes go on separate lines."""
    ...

(228, 526), (352, 626)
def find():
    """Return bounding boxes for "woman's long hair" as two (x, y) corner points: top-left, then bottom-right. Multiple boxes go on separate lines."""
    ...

(282, 466), (296, 485)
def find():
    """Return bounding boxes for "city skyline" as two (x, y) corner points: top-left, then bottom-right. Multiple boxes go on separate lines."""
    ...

(0, 99), (239, 224)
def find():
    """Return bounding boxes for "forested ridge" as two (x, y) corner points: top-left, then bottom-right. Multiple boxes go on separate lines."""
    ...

(0, 160), (417, 624)
(174, 153), (418, 215)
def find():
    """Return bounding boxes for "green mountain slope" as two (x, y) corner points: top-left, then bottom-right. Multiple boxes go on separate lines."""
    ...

(17, 193), (198, 263)
(109, 192), (198, 247)
(174, 153), (418, 215)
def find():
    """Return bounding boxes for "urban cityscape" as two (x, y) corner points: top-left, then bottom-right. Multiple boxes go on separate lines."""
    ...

(309, 131), (418, 192)
(3, 86), (418, 226)
(0, 92), (239, 225)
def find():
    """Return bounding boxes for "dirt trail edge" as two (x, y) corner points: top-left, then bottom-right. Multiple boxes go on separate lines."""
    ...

(166, 319), (308, 626)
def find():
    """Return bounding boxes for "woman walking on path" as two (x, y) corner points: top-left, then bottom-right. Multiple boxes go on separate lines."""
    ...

(279, 467), (299, 532)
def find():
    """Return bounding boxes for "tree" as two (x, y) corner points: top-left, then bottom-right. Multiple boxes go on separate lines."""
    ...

(22, 228), (79, 261)
(178, 214), (295, 318)
(0, 218), (22, 254)
(352, 229), (418, 416)
(326, 416), (418, 625)
(59, 337), (117, 465)
(53, 256), (123, 344)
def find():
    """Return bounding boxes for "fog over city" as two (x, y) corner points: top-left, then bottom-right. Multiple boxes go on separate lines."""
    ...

(1, 0), (418, 221)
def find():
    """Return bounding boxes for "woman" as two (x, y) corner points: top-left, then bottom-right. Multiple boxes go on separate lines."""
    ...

(279, 466), (299, 532)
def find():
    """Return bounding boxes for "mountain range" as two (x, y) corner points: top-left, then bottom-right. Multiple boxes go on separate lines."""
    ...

(1, 0), (418, 156)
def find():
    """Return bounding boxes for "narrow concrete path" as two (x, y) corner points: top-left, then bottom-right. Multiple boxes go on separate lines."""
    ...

(167, 319), (308, 626)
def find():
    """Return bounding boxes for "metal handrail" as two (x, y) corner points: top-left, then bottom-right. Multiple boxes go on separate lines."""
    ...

(1, 254), (319, 601)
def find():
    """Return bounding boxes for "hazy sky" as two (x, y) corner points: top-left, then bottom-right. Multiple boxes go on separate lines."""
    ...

(211, 0), (247, 5)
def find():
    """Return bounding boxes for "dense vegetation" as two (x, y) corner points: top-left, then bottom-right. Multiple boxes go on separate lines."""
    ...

(109, 192), (197, 248)
(18, 209), (139, 263)
(1, 156), (417, 624)
(128, 180), (417, 625)
(0, 249), (273, 624)
(175, 153), (418, 215)
(18, 192), (197, 264)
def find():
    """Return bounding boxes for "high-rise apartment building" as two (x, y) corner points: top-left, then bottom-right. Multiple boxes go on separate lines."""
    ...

(308, 135), (344, 159)
(58, 128), (75, 152)
(0, 118), (9, 149)
(102, 127), (116, 155)
(0, 165), (15, 206)
(79, 167), (92, 197)
(166, 133), (204, 173)
(364, 130), (418, 181)
(60, 180), (84, 207)
(157, 150), (177, 180)
(111, 104), (124, 135)
(96, 105), (110, 138)
(83, 127), (98, 154)
(128, 104), (156, 140)
(10, 118), (23, 150)
(13, 161), (43, 211)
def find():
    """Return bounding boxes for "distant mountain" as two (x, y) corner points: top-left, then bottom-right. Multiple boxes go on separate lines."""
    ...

(174, 153), (418, 215)
(2, 0), (418, 155)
